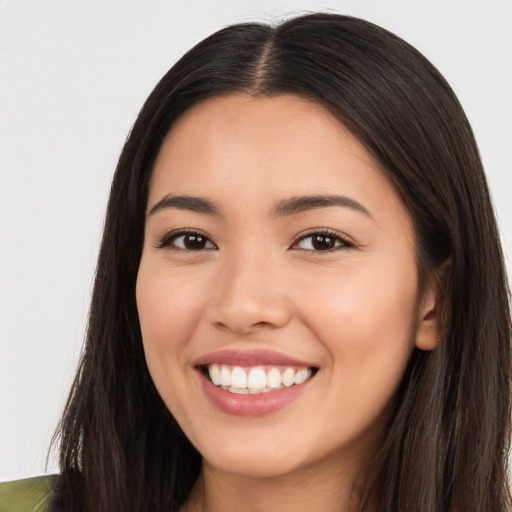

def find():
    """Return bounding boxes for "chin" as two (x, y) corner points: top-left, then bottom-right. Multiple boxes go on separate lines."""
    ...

(204, 456), (298, 480)
(198, 438), (307, 479)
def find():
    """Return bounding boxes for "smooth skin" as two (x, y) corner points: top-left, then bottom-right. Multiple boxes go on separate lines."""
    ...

(136, 94), (441, 512)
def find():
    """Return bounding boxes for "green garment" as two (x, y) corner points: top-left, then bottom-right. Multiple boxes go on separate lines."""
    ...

(0, 475), (56, 512)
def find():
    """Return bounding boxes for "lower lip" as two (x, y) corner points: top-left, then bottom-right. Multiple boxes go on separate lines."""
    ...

(198, 371), (312, 417)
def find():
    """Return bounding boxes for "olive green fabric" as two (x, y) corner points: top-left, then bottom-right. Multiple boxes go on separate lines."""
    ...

(0, 475), (56, 512)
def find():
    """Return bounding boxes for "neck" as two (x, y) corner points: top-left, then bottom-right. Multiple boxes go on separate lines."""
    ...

(181, 454), (366, 512)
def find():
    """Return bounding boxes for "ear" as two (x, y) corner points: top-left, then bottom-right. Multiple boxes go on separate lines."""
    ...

(415, 259), (451, 351)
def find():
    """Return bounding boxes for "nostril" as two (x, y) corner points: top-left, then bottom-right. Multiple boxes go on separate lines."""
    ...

(252, 321), (275, 328)
(211, 320), (279, 336)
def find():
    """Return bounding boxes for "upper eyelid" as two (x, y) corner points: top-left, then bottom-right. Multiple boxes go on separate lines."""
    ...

(292, 228), (354, 246)
(160, 228), (210, 239)
(154, 229), (216, 249)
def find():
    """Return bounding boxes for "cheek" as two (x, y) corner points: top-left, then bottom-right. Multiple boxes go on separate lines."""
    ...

(296, 267), (419, 448)
(299, 257), (418, 328)
(296, 260), (419, 396)
(135, 263), (207, 403)
(137, 263), (206, 344)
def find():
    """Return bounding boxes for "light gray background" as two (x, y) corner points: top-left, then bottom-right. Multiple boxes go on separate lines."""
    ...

(1, 1), (511, 479)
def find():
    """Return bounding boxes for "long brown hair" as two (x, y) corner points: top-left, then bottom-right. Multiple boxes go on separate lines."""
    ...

(50, 13), (511, 511)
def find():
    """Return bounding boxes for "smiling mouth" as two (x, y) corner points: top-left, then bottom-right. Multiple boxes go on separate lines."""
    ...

(199, 364), (318, 395)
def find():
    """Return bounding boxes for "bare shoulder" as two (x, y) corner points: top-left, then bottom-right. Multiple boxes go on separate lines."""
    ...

(0, 475), (57, 512)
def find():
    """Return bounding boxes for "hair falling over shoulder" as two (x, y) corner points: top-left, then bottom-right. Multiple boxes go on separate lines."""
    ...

(49, 13), (511, 512)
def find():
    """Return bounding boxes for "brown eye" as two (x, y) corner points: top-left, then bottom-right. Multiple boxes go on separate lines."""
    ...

(157, 231), (216, 250)
(181, 233), (211, 250)
(311, 234), (337, 251)
(294, 231), (353, 252)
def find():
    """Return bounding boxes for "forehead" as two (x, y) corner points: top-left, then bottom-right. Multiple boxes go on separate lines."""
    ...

(153, 94), (351, 185)
(148, 93), (410, 229)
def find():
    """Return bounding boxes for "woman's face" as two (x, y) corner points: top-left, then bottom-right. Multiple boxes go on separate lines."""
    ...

(136, 94), (439, 479)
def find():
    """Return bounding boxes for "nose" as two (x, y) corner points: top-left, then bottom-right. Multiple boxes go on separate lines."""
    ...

(206, 253), (292, 335)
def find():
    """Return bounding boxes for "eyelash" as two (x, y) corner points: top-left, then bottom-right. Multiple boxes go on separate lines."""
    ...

(154, 230), (216, 250)
(292, 229), (354, 253)
(155, 228), (354, 253)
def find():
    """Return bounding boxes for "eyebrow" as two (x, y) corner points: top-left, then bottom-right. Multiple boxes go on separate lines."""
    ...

(271, 195), (373, 219)
(148, 193), (372, 219)
(148, 194), (221, 216)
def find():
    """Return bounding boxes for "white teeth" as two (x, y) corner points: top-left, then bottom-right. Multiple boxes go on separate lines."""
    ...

(208, 364), (314, 393)
(282, 367), (295, 387)
(228, 386), (249, 394)
(294, 368), (311, 385)
(247, 367), (266, 390)
(230, 366), (247, 389)
(209, 363), (221, 385)
(220, 366), (231, 387)
(266, 368), (282, 389)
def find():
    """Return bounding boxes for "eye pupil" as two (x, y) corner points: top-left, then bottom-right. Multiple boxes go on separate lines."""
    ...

(312, 235), (335, 251)
(184, 234), (207, 250)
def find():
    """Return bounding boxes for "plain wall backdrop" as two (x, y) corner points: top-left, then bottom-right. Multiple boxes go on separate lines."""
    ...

(1, 0), (511, 480)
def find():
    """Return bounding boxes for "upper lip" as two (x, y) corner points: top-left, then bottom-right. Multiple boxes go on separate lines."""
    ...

(193, 348), (317, 368)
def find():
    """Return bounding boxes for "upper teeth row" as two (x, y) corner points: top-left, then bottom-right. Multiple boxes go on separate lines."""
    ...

(208, 364), (312, 390)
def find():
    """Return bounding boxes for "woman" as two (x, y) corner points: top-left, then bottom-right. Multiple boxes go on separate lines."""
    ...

(1, 12), (510, 512)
